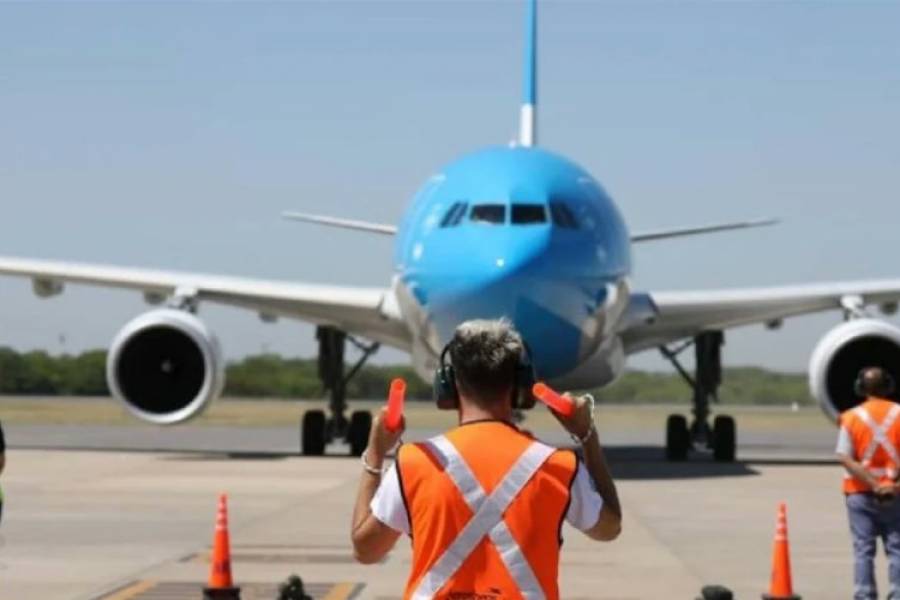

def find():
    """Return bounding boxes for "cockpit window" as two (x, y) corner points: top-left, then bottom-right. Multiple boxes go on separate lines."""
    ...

(470, 204), (506, 224)
(549, 202), (578, 229)
(511, 204), (547, 225)
(440, 202), (468, 227)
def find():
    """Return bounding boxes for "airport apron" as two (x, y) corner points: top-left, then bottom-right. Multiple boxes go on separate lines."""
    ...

(841, 398), (900, 495)
(396, 422), (577, 600)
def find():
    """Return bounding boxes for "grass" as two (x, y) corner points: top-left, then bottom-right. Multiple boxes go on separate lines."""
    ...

(0, 395), (831, 432)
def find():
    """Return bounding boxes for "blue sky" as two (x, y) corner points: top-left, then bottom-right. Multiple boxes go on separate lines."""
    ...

(1, 1), (899, 372)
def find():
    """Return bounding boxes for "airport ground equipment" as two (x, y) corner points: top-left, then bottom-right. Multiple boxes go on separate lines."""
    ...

(660, 331), (736, 462)
(203, 494), (241, 600)
(302, 326), (380, 457)
(697, 585), (734, 600)
(762, 503), (801, 600)
(277, 575), (312, 600)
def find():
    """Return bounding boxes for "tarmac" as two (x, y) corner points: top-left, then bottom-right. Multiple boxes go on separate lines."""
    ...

(0, 406), (885, 600)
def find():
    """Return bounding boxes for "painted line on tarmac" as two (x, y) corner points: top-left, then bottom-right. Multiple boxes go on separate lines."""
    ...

(322, 582), (361, 600)
(95, 579), (155, 600)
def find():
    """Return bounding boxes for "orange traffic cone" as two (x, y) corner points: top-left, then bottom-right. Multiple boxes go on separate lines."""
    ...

(762, 502), (801, 600)
(203, 494), (241, 600)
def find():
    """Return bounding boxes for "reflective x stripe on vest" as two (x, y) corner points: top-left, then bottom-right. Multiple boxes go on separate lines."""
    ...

(852, 404), (900, 479)
(412, 435), (554, 600)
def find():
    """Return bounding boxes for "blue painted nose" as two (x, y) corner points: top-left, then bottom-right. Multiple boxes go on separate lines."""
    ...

(405, 226), (590, 378)
(416, 226), (552, 302)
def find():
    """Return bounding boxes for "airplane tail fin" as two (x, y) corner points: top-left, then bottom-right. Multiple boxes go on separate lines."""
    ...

(518, 0), (538, 147)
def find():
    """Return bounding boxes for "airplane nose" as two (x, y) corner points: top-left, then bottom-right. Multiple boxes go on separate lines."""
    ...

(403, 225), (598, 378)
(456, 227), (551, 290)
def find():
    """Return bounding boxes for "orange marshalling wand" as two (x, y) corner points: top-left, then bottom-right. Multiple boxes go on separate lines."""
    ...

(762, 502), (801, 600)
(203, 494), (241, 600)
(532, 382), (576, 417)
(385, 378), (406, 432)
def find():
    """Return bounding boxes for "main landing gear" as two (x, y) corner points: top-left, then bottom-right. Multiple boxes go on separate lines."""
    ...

(660, 331), (736, 462)
(301, 326), (380, 457)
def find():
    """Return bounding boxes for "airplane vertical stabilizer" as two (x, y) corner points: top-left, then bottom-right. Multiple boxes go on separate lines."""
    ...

(518, 0), (538, 147)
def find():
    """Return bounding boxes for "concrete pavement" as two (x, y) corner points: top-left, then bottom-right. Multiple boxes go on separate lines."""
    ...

(0, 429), (879, 600)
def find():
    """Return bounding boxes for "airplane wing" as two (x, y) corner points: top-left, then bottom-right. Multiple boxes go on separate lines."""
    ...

(281, 211), (776, 243)
(282, 211), (397, 235)
(0, 256), (411, 350)
(630, 218), (777, 243)
(622, 280), (900, 354)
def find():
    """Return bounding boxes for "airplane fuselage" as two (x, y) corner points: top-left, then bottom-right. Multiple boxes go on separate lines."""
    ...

(393, 146), (633, 387)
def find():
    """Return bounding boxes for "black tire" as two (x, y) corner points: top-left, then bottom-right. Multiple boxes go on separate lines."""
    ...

(712, 415), (736, 462)
(665, 414), (690, 461)
(302, 410), (327, 456)
(348, 410), (373, 457)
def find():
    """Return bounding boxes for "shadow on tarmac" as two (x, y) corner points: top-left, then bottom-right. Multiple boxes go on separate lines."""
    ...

(606, 445), (838, 480)
(604, 445), (759, 480)
(16, 442), (838, 480)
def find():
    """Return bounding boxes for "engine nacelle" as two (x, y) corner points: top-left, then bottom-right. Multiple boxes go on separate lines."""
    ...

(809, 319), (900, 422)
(107, 309), (225, 425)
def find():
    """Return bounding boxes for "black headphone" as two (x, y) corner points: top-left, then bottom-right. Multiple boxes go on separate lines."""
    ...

(854, 368), (897, 398)
(432, 341), (538, 411)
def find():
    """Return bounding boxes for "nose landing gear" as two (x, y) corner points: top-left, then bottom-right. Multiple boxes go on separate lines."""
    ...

(660, 331), (736, 462)
(301, 326), (380, 457)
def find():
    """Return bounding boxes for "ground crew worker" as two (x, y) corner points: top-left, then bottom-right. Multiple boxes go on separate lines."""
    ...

(836, 366), (900, 600)
(351, 319), (622, 599)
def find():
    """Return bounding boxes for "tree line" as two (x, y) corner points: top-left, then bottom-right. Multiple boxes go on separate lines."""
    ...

(0, 347), (813, 405)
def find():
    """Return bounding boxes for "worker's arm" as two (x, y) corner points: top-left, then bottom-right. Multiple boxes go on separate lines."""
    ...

(835, 423), (894, 497)
(837, 453), (881, 491)
(351, 409), (404, 564)
(580, 429), (622, 541)
(556, 395), (622, 542)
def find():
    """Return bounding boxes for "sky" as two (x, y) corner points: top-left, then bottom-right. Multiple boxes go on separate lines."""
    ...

(1, 1), (899, 374)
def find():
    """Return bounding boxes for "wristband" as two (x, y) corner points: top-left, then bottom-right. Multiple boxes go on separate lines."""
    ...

(569, 423), (597, 446)
(361, 450), (387, 476)
(567, 393), (597, 446)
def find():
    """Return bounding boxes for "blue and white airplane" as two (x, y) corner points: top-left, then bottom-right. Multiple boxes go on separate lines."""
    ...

(4, 0), (900, 460)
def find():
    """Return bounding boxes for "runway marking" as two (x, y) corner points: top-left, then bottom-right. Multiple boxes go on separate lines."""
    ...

(95, 580), (363, 600)
(321, 582), (360, 600)
(96, 580), (155, 600)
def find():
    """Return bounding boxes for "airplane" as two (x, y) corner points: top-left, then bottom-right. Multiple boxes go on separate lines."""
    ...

(3, 0), (900, 461)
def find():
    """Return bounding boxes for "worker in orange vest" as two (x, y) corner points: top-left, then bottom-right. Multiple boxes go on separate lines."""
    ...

(837, 366), (900, 600)
(351, 319), (622, 599)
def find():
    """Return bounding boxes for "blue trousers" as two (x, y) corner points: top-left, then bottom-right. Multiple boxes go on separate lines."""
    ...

(847, 493), (900, 599)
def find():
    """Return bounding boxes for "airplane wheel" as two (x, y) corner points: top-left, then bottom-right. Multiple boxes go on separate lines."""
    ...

(302, 410), (327, 456)
(712, 415), (736, 462)
(347, 410), (372, 457)
(665, 414), (690, 461)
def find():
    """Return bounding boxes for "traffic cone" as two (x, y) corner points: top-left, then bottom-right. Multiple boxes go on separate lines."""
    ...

(203, 494), (241, 600)
(762, 502), (801, 600)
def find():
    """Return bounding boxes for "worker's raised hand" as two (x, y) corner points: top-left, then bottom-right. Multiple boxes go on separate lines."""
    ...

(366, 408), (405, 465)
(551, 393), (594, 442)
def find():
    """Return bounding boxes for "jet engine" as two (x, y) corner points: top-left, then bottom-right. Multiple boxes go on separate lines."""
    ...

(106, 309), (225, 425)
(809, 319), (900, 422)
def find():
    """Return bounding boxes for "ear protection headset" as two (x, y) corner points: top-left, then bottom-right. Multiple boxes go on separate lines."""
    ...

(854, 368), (897, 397)
(433, 341), (538, 411)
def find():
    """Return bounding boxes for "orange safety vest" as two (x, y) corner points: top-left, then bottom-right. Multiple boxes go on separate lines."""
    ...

(396, 421), (578, 600)
(840, 397), (900, 495)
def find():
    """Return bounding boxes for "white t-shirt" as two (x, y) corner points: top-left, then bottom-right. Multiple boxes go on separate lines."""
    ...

(836, 425), (853, 457)
(370, 454), (604, 536)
